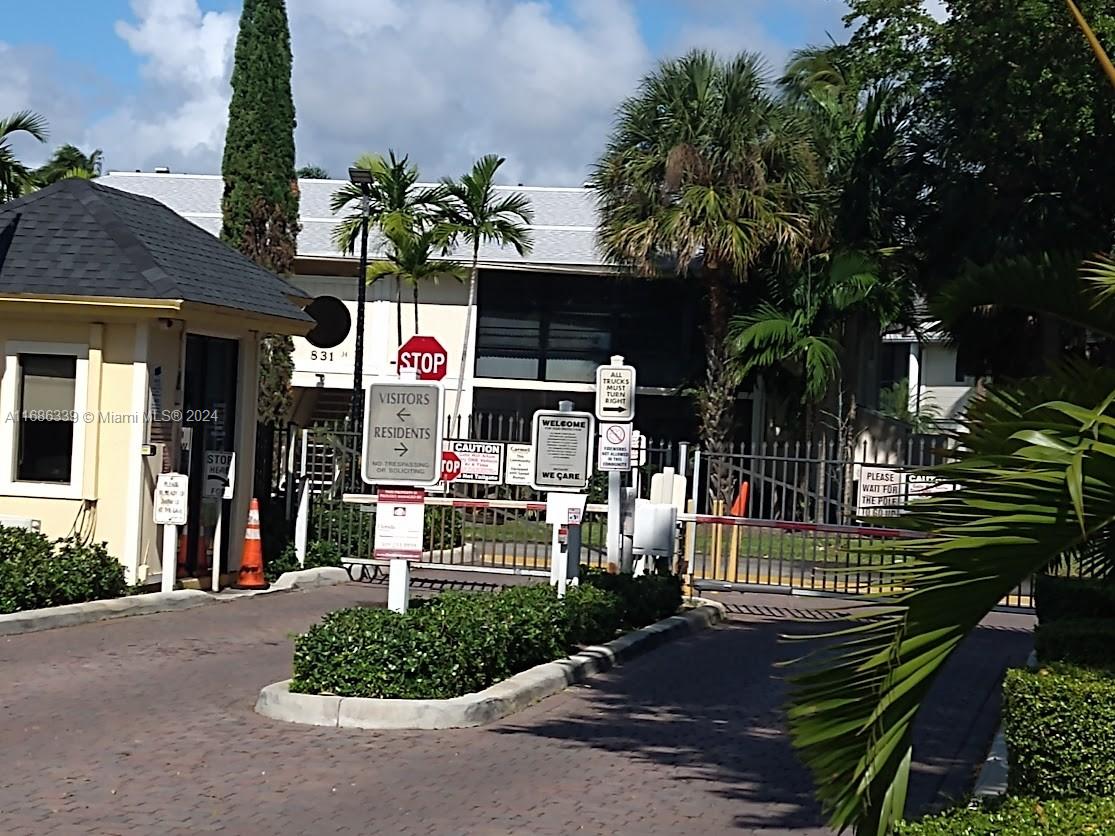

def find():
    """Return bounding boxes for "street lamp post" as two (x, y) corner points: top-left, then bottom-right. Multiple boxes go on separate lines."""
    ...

(349, 166), (373, 435)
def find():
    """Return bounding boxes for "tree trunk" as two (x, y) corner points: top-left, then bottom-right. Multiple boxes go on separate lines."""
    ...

(700, 271), (736, 503)
(395, 278), (403, 348)
(451, 245), (481, 435)
(412, 281), (419, 335)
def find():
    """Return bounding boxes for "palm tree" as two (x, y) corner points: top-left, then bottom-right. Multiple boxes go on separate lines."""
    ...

(729, 251), (915, 455)
(366, 214), (465, 336)
(33, 144), (103, 185)
(439, 155), (533, 431)
(593, 50), (821, 498)
(330, 151), (445, 347)
(0, 110), (48, 202)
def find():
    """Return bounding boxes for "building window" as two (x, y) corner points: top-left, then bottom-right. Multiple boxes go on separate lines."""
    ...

(15, 354), (77, 483)
(475, 270), (698, 386)
(1, 341), (88, 498)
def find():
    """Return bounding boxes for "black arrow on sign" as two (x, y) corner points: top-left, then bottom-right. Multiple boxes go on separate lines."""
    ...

(394, 443), (409, 456)
(602, 405), (626, 413)
(396, 408), (411, 421)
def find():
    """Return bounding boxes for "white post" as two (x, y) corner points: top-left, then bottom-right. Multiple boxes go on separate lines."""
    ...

(555, 525), (569, 598)
(620, 486), (635, 572)
(160, 524), (176, 593)
(608, 470), (623, 571)
(294, 479), (310, 566)
(387, 559), (411, 612)
(211, 507), (222, 592)
(550, 522), (562, 586)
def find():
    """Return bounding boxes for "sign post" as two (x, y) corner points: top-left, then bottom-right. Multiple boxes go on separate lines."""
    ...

(361, 376), (446, 612)
(154, 472), (188, 593)
(595, 357), (637, 571)
(207, 452), (235, 593)
(374, 488), (426, 612)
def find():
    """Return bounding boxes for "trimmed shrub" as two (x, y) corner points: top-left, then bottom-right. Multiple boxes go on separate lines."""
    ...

(1034, 574), (1115, 623)
(1003, 663), (1115, 798)
(0, 532), (126, 614)
(580, 567), (683, 629)
(1035, 618), (1115, 668)
(895, 796), (1115, 835)
(291, 582), (625, 699)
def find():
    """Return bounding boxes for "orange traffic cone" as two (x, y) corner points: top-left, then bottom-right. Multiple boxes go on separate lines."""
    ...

(233, 498), (268, 590)
(729, 481), (750, 517)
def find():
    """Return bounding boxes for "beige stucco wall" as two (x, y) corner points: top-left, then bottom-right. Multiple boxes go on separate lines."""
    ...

(1, 305), (266, 587)
(0, 316), (141, 574)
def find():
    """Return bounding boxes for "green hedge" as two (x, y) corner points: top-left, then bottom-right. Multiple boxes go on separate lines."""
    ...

(291, 583), (626, 699)
(1035, 618), (1115, 668)
(895, 796), (1115, 835)
(0, 528), (126, 614)
(1034, 574), (1115, 623)
(580, 566), (683, 629)
(264, 540), (343, 583)
(1003, 663), (1115, 798)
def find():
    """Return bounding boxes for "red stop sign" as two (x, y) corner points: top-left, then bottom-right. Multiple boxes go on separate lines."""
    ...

(398, 335), (448, 381)
(441, 451), (462, 482)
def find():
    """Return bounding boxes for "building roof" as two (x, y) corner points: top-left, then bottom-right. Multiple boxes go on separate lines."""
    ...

(100, 171), (604, 268)
(0, 179), (312, 325)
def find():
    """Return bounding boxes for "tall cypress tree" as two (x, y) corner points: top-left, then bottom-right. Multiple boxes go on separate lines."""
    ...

(220, 0), (300, 505)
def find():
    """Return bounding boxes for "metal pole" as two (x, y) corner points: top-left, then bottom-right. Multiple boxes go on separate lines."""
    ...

(351, 190), (371, 433)
(160, 524), (176, 594)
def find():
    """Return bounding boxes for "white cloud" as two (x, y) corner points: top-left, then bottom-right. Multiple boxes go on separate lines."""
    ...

(6, 0), (903, 186)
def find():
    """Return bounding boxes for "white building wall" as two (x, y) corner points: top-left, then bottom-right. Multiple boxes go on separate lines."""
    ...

(917, 344), (973, 420)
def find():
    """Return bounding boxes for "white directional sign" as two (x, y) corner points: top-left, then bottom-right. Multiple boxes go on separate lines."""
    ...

(531, 410), (595, 492)
(153, 473), (188, 525)
(505, 443), (534, 486)
(598, 422), (633, 471)
(362, 380), (445, 487)
(595, 361), (636, 422)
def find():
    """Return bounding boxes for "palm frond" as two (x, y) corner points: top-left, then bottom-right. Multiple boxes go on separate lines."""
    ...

(787, 373), (1115, 834)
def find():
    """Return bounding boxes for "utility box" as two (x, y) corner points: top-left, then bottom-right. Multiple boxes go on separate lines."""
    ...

(633, 499), (677, 557)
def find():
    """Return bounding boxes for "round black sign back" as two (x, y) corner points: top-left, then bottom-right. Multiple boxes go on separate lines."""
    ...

(304, 296), (351, 349)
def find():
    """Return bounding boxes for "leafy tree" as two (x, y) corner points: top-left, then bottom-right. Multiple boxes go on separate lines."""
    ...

(729, 253), (914, 440)
(439, 155), (533, 430)
(330, 151), (445, 348)
(593, 50), (821, 498)
(877, 378), (942, 433)
(0, 111), (48, 202)
(295, 164), (330, 179)
(219, 0), (300, 501)
(784, 28), (1115, 836)
(366, 215), (465, 335)
(34, 144), (103, 185)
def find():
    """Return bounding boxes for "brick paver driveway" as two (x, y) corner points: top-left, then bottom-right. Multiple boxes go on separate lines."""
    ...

(0, 578), (1032, 835)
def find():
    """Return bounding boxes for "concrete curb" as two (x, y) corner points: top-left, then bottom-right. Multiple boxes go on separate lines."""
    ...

(0, 589), (213, 637)
(269, 566), (350, 591)
(973, 728), (1009, 798)
(256, 597), (727, 730)
(974, 649), (1040, 798)
(0, 567), (351, 636)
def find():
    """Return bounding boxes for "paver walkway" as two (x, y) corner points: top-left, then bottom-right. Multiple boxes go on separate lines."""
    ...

(0, 578), (1032, 835)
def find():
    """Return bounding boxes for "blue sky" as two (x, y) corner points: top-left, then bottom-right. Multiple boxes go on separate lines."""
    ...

(2, 0), (858, 184)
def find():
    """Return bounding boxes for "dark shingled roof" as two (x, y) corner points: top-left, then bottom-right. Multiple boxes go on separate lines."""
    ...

(0, 178), (312, 325)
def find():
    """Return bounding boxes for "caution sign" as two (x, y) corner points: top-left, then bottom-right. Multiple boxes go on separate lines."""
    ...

(445, 440), (505, 484)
